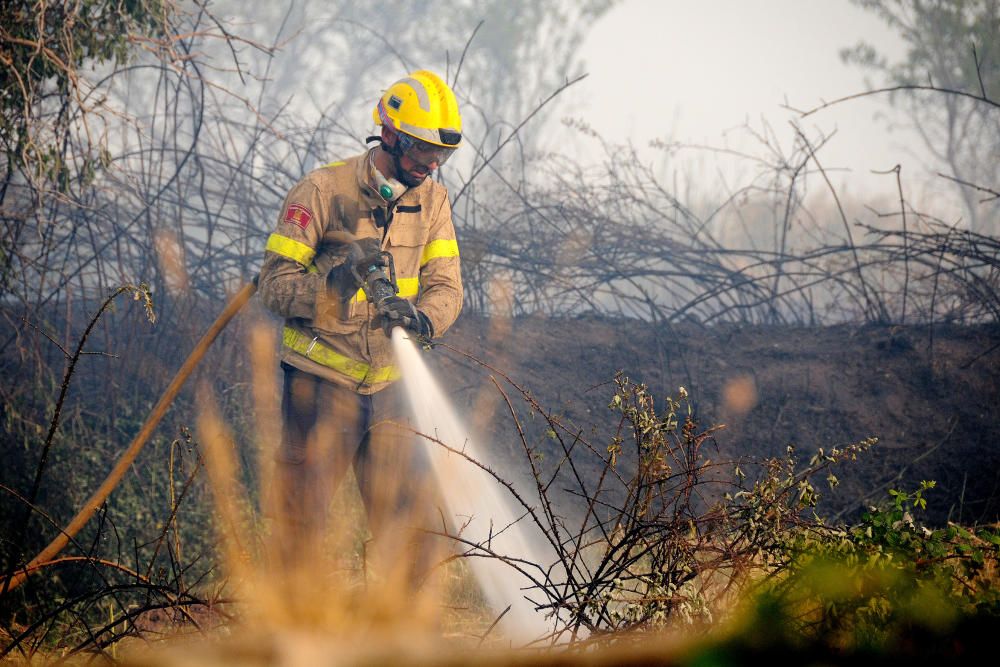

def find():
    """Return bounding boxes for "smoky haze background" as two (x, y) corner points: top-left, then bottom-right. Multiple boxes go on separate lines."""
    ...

(5, 0), (996, 318)
(1, 0), (998, 654)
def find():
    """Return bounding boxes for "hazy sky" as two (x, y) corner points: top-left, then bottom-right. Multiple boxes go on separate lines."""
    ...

(562, 0), (940, 204)
(215, 0), (973, 217)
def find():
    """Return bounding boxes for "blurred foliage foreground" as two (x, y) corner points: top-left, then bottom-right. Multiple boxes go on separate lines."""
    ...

(1, 293), (998, 665)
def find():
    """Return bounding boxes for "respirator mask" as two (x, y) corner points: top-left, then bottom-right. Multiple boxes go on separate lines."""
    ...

(368, 150), (407, 204)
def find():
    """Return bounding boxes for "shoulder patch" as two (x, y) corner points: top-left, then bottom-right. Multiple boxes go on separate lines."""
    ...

(283, 203), (313, 229)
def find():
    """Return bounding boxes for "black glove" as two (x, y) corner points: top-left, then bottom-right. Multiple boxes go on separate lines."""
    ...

(325, 238), (384, 299)
(375, 296), (434, 338)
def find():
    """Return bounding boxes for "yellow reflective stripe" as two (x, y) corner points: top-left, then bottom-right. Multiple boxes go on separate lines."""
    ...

(307, 264), (318, 274)
(324, 160), (346, 168)
(367, 364), (401, 384)
(266, 234), (315, 266)
(397, 277), (420, 297)
(353, 277), (420, 303)
(282, 327), (400, 383)
(420, 239), (459, 266)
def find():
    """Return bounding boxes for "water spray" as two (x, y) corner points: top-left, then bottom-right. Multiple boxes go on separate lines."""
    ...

(344, 245), (561, 641)
(390, 327), (560, 643)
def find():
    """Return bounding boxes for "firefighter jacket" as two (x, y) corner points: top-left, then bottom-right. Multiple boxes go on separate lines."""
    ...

(257, 149), (463, 394)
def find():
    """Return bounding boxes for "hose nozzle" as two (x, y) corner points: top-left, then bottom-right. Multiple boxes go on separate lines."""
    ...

(352, 250), (398, 307)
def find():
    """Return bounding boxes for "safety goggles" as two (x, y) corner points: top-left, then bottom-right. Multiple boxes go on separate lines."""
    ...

(398, 133), (458, 168)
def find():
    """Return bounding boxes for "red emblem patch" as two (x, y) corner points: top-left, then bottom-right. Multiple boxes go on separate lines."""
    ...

(283, 203), (313, 229)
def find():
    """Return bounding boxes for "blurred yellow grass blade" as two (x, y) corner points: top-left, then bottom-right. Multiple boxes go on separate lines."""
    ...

(196, 386), (254, 591)
(249, 322), (279, 536)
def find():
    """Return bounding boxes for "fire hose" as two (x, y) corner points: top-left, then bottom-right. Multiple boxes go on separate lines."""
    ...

(4, 239), (407, 593)
(3, 281), (258, 593)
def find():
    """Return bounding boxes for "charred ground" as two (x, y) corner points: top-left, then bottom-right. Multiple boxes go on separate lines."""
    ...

(432, 314), (1000, 526)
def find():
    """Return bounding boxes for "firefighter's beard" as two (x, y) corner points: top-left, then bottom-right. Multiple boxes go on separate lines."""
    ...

(392, 152), (429, 188)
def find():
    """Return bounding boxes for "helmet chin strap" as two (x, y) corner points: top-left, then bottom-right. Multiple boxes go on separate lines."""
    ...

(367, 130), (425, 190)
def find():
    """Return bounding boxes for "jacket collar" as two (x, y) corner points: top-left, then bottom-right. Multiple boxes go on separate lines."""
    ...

(354, 147), (426, 210)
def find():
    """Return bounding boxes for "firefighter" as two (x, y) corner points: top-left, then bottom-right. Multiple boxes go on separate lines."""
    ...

(257, 70), (463, 588)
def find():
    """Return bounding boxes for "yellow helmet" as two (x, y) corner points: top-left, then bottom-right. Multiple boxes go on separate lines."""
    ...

(373, 70), (462, 149)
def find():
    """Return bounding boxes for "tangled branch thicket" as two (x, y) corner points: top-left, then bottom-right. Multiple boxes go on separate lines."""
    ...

(458, 128), (1000, 326)
(1, 1), (998, 659)
(447, 367), (998, 647)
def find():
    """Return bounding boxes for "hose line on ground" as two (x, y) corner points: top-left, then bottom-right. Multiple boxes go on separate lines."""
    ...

(3, 281), (257, 594)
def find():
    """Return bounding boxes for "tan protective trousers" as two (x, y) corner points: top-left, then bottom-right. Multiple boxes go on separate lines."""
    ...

(271, 362), (444, 593)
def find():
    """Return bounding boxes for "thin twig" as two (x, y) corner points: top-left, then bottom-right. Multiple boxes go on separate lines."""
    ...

(787, 83), (1000, 117)
(937, 172), (1000, 203)
(477, 604), (511, 647)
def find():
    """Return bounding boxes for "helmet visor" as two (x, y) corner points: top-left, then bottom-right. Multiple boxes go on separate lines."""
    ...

(399, 133), (458, 168)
